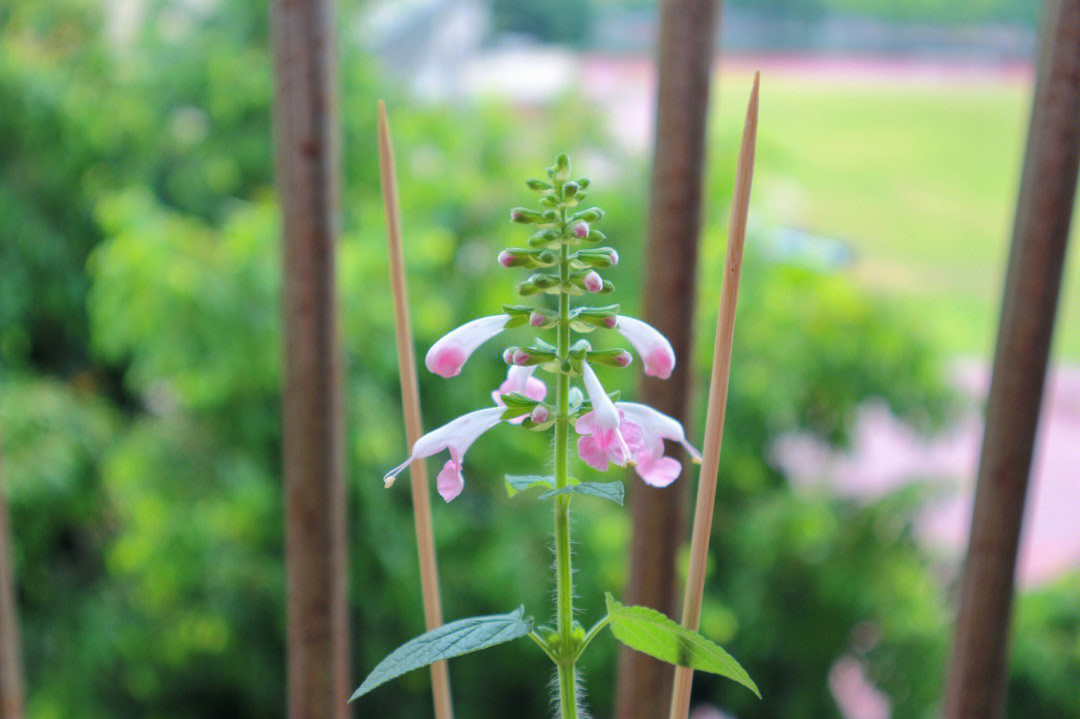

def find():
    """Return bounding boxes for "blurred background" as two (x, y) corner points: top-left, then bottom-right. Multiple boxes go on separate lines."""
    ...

(2, 0), (1078, 717)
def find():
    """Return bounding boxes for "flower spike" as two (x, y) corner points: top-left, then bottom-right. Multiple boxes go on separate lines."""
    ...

(425, 314), (510, 378)
(614, 315), (676, 379)
(384, 407), (504, 502)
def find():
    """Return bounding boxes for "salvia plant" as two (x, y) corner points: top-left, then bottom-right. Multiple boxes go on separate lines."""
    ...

(352, 154), (758, 718)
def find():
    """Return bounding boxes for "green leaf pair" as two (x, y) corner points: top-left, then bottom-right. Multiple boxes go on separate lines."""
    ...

(350, 608), (533, 701)
(604, 595), (760, 699)
(504, 475), (624, 505)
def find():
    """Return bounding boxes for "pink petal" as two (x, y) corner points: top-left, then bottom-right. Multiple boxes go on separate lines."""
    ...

(636, 454), (681, 487)
(429, 346), (467, 378)
(615, 316), (676, 380)
(577, 435), (610, 471)
(644, 347), (675, 380)
(425, 315), (509, 378)
(436, 458), (464, 502)
(523, 376), (547, 401)
(575, 411), (600, 435)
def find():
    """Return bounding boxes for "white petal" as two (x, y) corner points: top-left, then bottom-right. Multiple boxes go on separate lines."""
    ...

(412, 406), (505, 458)
(615, 316), (676, 379)
(383, 407), (504, 487)
(503, 365), (537, 394)
(616, 401), (701, 462)
(581, 361), (620, 430)
(425, 315), (510, 377)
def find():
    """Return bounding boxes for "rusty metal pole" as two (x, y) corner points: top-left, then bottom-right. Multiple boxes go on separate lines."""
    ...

(944, 2), (1080, 718)
(616, 2), (720, 719)
(0, 438), (25, 719)
(271, 0), (350, 715)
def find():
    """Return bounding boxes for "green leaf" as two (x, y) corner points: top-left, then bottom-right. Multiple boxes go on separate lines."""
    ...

(505, 475), (554, 497)
(604, 594), (759, 698)
(351, 608), (533, 701)
(539, 481), (624, 505)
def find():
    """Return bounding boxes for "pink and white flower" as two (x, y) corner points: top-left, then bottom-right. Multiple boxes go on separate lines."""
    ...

(384, 406), (504, 502)
(615, 401), (701, 487)
(575, 361), (637, 470)
(425, 315), (510, 378)
(492, 366), (547, 424)
(614, 316), (676, 380)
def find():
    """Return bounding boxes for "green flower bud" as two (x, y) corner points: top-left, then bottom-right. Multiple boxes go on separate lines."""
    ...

(516, 279), (542, 296)
(587, 348), (633, 368)
(574, 178), (591, 189)
(510, 208), (543, 224)
(563, 181), (580, 199)
(586, 229), (607, 244)
(574, 207), (604, 223)
(526, 178), (553, 191)
(574, 248), (618, 269)
(530, 273), (560, 289)
(554, 153), (570, 181)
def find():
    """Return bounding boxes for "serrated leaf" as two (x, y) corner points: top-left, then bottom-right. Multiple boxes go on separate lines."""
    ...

(539, 481), (624, 505)
(505, 475), (555, 497)
(603, 595), (759, 698)
(351, 608), (533, 701)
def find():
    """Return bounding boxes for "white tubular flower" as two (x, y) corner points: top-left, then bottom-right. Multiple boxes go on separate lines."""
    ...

(425, 315), (511, 378)
(581, 360), (621, 430)
(383, 407), (504, 502)
(614, 315), (676, 380)
(616, 402), (702, 463)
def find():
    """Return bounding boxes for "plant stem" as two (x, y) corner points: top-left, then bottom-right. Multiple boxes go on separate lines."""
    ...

(553, 207), (578, 719)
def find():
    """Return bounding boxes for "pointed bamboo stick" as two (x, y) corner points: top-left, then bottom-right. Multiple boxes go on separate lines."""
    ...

(377, 100), (454, 719)
(669, 72), (759, 719)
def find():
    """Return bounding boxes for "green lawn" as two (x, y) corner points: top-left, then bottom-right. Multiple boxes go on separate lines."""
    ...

(709, 69), (1080, 360)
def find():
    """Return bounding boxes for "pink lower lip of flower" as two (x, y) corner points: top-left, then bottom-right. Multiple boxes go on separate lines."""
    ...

(583, 271), (603, 293)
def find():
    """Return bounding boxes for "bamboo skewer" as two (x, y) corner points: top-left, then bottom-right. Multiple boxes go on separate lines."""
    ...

(377, 100), (455, 719)
(669, 72), (759, 719)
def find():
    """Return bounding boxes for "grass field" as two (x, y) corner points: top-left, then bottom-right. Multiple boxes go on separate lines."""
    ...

(707, 64), (1080, 361)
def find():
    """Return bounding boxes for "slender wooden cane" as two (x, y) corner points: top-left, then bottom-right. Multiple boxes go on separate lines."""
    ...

(669, 72), (759, 719)
(377, 100), (455, 719)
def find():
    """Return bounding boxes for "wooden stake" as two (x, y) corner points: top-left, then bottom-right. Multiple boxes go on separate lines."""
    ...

(377, 100), (454, 719)
(669, 72), (759, 719)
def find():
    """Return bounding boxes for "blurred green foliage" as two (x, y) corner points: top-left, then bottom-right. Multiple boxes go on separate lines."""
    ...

(2, 1), (1077, 719)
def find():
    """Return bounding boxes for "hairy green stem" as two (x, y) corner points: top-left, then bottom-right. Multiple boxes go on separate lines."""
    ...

(554, 206), (578, 719)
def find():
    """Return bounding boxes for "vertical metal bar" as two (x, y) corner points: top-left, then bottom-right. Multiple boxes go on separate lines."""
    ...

(944, 2), (1080, 717)
(617, 2), (720, 718)
(271, 0), (350, 714)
